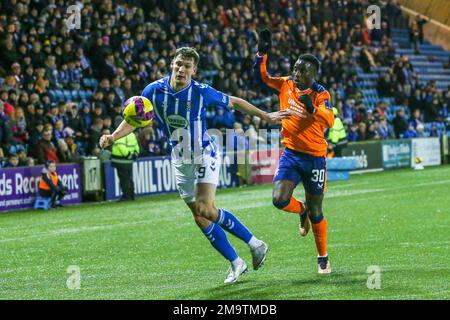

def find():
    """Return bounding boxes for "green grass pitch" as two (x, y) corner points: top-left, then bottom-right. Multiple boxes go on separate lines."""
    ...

(1, 166), (449, 300)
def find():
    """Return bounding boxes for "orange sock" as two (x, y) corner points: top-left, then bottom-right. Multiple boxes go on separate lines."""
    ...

(281, 196), (306, 214)
(311, 217), (328, 257)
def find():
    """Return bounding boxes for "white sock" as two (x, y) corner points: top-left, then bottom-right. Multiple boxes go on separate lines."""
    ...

(247, 236), (263, 250)
(231, 257), (243, 267)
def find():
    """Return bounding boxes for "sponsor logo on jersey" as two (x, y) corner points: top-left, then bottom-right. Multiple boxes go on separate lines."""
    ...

(287, 98), (307, 118)
(167, 115), (188, 128)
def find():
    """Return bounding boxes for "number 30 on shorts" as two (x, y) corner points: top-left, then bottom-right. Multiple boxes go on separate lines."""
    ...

(311, 169), (325, 182)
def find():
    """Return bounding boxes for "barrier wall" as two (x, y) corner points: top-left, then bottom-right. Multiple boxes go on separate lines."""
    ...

(103, 154), (239, 201)
(381, 139), (412, 169)
(0, 138), (443, 212)
(0, 164), (82, 212)
(341, 138), (441, 172)
(411, 137), (441, 166)
(341, 141), (383, 172)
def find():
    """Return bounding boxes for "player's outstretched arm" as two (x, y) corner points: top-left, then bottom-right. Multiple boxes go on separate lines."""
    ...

(228, 96), (291, 124)
(99, 120), (135, 148)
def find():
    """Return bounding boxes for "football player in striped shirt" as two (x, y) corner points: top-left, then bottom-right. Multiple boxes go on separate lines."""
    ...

(100, 47), (290, 283)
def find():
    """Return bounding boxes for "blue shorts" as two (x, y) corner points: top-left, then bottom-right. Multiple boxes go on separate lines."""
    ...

(273, 148), (327, 195)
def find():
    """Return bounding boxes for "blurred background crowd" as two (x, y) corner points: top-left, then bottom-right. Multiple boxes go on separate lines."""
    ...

(0, 0), (449, 168)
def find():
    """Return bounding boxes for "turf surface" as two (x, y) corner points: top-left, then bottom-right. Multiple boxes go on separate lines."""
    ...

(1, 166), (449, 299)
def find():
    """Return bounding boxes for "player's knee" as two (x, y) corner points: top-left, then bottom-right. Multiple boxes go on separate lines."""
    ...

(193, 214), (210, 229)
(195, 201), (215, 220)
(307, 205), (322, 218)
(272, 195), (290, 210)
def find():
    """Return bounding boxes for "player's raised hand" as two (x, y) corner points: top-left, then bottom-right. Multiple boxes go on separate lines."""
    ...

(265, 109), (292, 124)
(99, 134), (114, 149)
(258, 28), (272, 55)
(299, 94), (315, 114)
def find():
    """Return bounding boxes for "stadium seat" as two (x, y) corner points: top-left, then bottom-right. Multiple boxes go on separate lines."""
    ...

(62, 90), (71, 100)
(34, 197), (52, 210)
(54, 90), (64, 101)
(71, 90), (79, 101)
(83, 78), (98, 88)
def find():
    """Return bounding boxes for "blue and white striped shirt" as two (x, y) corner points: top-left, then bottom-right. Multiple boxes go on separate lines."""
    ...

(141, 76), (230, 153)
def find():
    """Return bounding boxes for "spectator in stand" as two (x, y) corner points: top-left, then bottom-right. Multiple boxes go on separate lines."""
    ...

(368, 122), (380, 140)
(429, 123), (440, 137)
(64, 133), (81, 157)
(17, 149), (29, 166)
(29, 120), (44, 156)
(112, 77), (125, 103)
(92, 104), (105, 122)
(416, 123), (426, 137)
(393, 108), (409, 138)
(409, 88), (423, 112)
(138, 127), (162, 157)
(0, 147), (7, 168)
(121, 78), (135, 99)
(0, 101), (13, 149)
(377, 73), (395, 97)
(11, 106), (28, 145)
(87, 117), (104, 156)
(1, 90), (16, 118)
(0, 0), (445, 164)
(211, 107), (235, 130)
(67, 103), (84, 139)
(377, 118), (393, 139)
(409, 109), (424, 130)
(357, 122), (369, 141)
(403, 124), (418, 138)
(54, 119), (69, 142)
(57, 138), (76, 163)
(35, 129), (59, 164)
(347, 123), (359, 142)
(409, 20), (420, 54)
(415, 14), (430, 45)
(386, 0), (402, 29)
(4, 154), (19, 168)
(102, 116), (113, 132)
(360, 45), (377, 73)
(57, 102), (69, 127)
(46, 103), (60, 125)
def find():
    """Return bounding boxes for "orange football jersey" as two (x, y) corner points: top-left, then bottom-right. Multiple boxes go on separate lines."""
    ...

(255, 54), (334, 157)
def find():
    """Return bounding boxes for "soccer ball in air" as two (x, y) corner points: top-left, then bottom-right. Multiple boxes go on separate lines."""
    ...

(122, 96), (155, 128)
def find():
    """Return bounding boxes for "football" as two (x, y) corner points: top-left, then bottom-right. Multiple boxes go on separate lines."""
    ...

(122, 96), (155, 128)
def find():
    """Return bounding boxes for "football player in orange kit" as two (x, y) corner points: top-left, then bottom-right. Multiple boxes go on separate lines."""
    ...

(254, 29), (334, 274)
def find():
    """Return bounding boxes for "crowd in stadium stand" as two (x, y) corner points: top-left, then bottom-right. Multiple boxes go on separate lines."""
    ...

(0, 0), (449, 168)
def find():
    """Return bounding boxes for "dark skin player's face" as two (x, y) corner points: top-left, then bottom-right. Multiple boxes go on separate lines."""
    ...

(292, 59), (316, 90)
